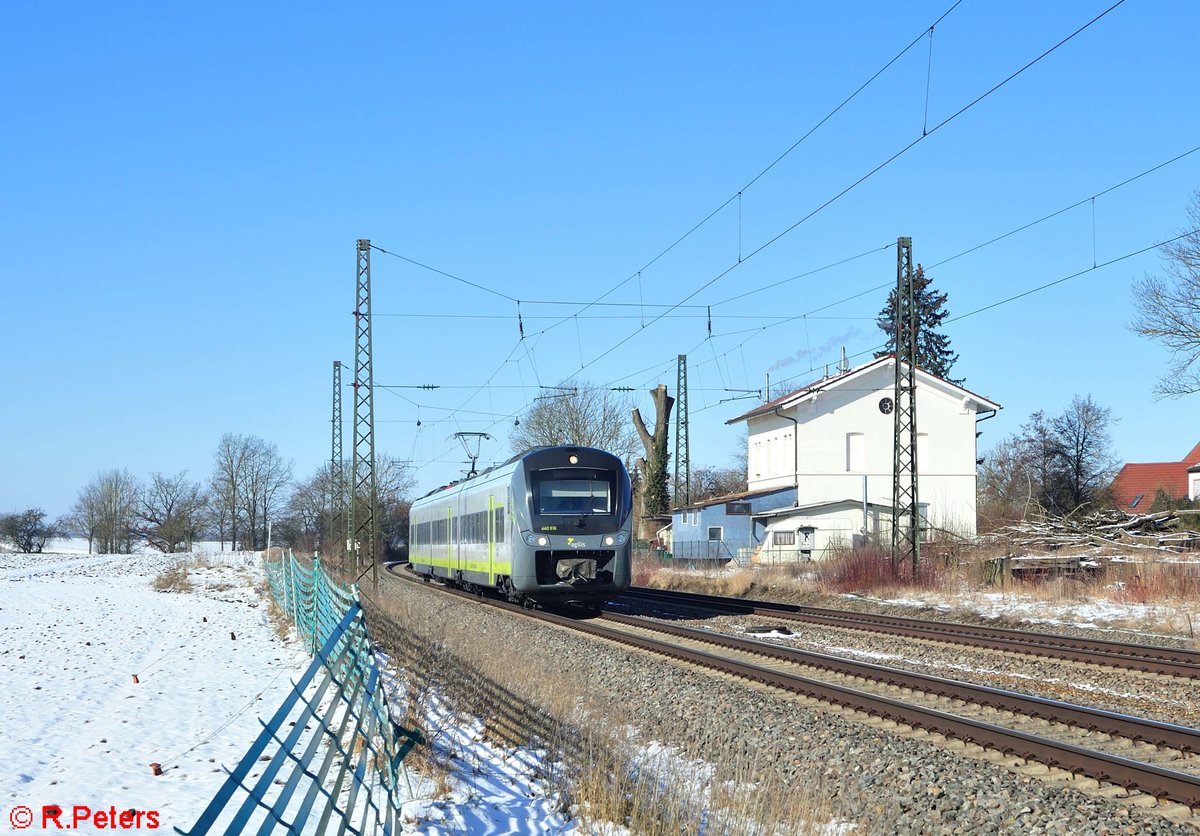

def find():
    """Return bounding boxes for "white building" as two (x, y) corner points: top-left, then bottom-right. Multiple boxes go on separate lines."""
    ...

(727, 356), (1000, 544)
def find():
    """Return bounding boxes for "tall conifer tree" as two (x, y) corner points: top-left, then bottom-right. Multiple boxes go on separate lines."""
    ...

(875, 264), (962, 384)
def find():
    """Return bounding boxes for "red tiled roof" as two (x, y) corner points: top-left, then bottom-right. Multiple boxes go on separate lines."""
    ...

(1110, 463), (1191, 510)
(1110, 441), (1200, 509)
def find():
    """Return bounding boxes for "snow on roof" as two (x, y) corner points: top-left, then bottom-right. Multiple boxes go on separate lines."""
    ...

(725, 354), (1000, 424)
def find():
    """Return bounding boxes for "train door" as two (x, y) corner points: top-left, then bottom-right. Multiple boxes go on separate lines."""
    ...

(487, 493), (496, 584)
(447, 505), (456, 578)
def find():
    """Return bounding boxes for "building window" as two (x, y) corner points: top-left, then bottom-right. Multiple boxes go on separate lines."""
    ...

(726, 502), (751, 515)
(707, 526), (723, 542)
(773, 531), (795, 546)
(1130, 494), (1144, 509)
(846, 432), (864, 472)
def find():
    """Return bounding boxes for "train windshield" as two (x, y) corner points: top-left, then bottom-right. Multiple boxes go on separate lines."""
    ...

(532, 469), (613, 515)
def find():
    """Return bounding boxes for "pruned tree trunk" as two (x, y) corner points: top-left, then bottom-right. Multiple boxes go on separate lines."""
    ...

(631, 384), (674, 540)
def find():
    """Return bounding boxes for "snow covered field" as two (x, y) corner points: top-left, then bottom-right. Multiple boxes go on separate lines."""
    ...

(0, 551), (587, 834)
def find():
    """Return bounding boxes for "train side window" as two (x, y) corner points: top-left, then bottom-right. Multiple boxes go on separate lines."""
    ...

(494, 506), (505, 542)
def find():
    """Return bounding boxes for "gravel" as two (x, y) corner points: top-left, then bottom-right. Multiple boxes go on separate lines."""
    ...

(610, 599), (1200, 730)
(370, 575), (1200, 835)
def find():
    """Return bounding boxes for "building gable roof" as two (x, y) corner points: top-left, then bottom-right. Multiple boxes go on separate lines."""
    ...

(725, 355), (1000, 425)
(673, 486), (791, 513)
(1111, 463), (1190, 510)
(1110, 440), (1200, 509)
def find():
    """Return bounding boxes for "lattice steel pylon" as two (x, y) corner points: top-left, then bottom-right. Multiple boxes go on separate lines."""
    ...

(891, 237), (921, 576)
(330, 360), (346, 568)
(352, 240), (379, 587)
(673, 354), (690, 506)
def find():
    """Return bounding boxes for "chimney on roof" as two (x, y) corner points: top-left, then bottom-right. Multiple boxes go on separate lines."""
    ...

(839, 346), (849, 374)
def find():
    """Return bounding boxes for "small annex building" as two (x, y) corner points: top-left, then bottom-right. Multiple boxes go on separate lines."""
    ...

(669, 487), (794, 560)
(1110, 441), (1200, 512)
(721, 356), (1000, 556)
(754, 499), (894, 563)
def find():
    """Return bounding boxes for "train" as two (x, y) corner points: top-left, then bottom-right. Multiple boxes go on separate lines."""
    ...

(407, 445), (633, 608)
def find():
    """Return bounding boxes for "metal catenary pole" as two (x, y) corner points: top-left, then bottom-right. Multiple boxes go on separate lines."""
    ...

(330, 360), (346, 568)
(673, 354), (691, 507)
(353, 239), (379, 587)
(891, 236), (921, 576)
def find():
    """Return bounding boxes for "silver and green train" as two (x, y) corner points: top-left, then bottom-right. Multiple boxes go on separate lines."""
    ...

(408, 445), (633, 607)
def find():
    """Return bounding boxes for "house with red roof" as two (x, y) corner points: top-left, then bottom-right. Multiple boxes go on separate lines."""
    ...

(1110, 442), (1200, 512)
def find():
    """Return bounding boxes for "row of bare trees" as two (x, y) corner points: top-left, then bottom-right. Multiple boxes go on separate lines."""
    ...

(61, 434), (292, 553)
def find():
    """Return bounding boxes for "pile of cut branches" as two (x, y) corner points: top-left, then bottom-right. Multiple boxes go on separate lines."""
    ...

(985, 509), (1200, 553)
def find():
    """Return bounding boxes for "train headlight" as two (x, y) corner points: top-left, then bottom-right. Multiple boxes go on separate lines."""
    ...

(603, 535), (614, 546)
(537, 535), (548, 546)
(569, 454), (579, 464)
(615, 532), (627, 545)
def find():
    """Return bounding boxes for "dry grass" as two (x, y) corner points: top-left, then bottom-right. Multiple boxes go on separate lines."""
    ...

(363, 587), (851, 834)
(152, 562), (192, 593)
(265, 598), (292, 641)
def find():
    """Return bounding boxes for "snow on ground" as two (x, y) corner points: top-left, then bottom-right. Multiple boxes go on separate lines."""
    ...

(0, 551), (591, 834)
(846, 589), (1200, 640)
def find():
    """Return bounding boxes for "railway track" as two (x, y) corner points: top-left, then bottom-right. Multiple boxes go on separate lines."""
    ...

(619, 586), (1200, 679)
(384, 566), (1200, 812)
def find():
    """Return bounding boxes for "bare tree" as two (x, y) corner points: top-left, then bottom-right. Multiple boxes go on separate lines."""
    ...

(1049, 395), (1120, 513)
(1132, 189), (1200, 398)
(511, 380), (638, 462)
(0, 509), (57, 553)
(376, 453), (417, 558)
(240, 437), (292, 550)
(73, 469), (140, 553)
(977, 436), (1035, 526)
(64, 493), (101, 552)
(687, 465), (748, 503)
(286, 463), (334, 553)
(287, 453), (414, 557)
(977, 396), (1119, 522)
(139, 471), (207, 553)
(211, 433), (250, 550)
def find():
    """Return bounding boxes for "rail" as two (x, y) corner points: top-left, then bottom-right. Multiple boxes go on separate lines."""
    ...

(621, 586), (1200, 678)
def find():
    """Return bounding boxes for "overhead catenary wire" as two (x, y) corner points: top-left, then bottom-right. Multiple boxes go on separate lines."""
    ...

(365, 2), (1145, 478)
(564, 0), (1129, 378)
(374, 133), (1199, 323)
(370, 2), (965, 342)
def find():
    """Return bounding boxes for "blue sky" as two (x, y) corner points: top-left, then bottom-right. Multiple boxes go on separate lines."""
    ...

(4, 1), (1200, 519)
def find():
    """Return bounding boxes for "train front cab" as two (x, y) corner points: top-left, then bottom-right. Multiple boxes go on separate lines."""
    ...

(510, 446), (633, 605)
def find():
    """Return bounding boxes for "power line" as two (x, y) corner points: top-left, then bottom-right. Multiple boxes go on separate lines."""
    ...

(368, 245), (519, 303)
(948, 226), (1200, 324)
(570, 1), (1128, 376)
(580, 0), (967, 310)
(927, 141), (1200, 271)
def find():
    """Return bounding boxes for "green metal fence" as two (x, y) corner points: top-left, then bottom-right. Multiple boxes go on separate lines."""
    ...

(177, 552), (423, 835)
